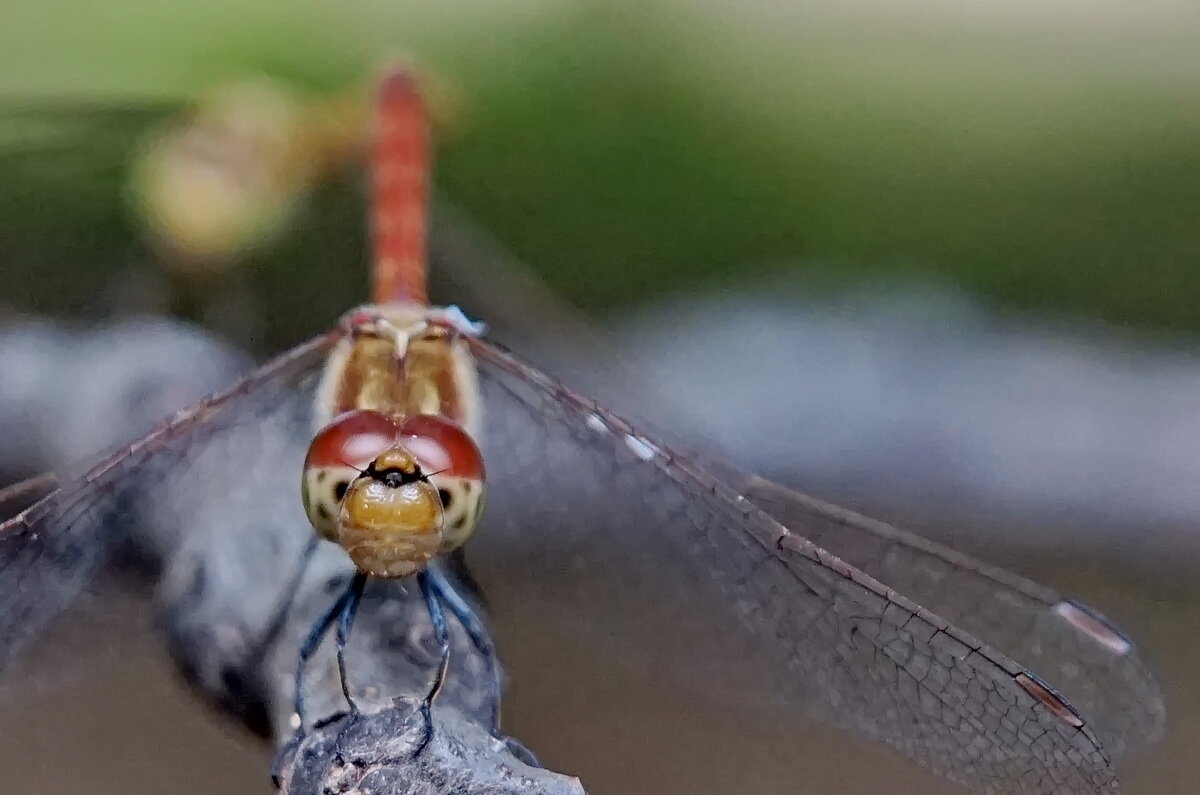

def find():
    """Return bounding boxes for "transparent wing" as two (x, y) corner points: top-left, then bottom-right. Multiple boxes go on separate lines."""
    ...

(468, 337), (1120, 795)
(0, 333), (334, 676)
(734, 474), (1165, 760)
(0, 473), (58, 520)
(429, 212), (1162, 768)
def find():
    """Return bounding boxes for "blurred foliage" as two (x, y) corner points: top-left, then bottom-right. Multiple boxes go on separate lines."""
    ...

(2, 0), (1200, 348)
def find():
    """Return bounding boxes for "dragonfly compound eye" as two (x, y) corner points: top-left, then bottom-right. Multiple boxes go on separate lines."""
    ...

(394, 414), (486, 552)
(302, 409), (405, 541)
(301, 410), (485, 564)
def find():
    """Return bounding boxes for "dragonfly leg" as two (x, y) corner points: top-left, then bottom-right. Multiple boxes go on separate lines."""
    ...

(293, 577), (355, 728)
(334, 572), (368, 714)
(414, 569), (450, 756)
(426, 566), (540, 768)
(273, 573), (358, 786)
(425, 566), (501, 733)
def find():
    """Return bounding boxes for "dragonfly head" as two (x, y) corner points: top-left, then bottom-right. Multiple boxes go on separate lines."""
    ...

(301, 409), (486, 576)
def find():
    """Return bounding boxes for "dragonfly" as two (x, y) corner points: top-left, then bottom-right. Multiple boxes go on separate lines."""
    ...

(0, 69), (1165, 795)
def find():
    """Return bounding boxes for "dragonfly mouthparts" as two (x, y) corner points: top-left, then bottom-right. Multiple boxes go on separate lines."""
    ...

(363, 461), (426, 488)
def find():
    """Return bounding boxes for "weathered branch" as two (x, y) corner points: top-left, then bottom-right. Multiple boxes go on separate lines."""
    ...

(0, 317), (583, 794)
(272, 701), (570, 794)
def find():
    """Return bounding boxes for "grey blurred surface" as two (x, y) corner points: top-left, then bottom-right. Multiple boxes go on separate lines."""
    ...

(622, 285), (1200, 533)
(0, 317), (248, 477)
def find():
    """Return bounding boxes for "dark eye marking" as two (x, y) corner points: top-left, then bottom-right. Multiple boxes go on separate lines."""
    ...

(334, 480), (350, 501)
(438, 488), (453, 509)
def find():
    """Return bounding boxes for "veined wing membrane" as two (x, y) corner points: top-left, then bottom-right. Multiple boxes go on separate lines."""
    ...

(430, 211), (1161, 768)
(469, 337), (1119, 795)
(738, 474), (1165, 760)
(0, 334), (335, 675)
(0, 473), (59, 520)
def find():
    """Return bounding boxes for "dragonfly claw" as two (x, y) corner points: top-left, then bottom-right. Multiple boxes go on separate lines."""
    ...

(411, 698), (435, 757)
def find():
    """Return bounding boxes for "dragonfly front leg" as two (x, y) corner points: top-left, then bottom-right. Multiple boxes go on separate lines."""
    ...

(415, 569), (451, 756)
(426, 567), (540, 767)
(292, 575), (356, 727)
(425, 566), (501, 733)
(334, 572), (368, 713)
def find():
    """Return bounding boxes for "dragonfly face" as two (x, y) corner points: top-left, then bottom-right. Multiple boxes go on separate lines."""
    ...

(301, 408), (486, 571)
(336, 445), (443, 578)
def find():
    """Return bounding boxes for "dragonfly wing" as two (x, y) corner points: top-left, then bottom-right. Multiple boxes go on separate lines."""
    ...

(469, 337), (1120, 795)
(0, 334), (334, 676)
(0, 473), (58, 520)
(736, 473), (1165, 760)
(431, 213), (1162, 768)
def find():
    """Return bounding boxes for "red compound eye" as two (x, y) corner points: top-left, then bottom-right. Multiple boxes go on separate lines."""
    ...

(304, 409), (402, 471)
(396, 414), (484, 480)
(305, 410), (482, 479)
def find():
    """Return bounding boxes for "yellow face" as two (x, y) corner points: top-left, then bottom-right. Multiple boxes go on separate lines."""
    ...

(336, 447), (445, 578)
(302, 463), (483, 554)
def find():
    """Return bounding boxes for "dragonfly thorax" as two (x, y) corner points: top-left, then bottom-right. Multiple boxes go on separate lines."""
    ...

(313, 304), (481, 439)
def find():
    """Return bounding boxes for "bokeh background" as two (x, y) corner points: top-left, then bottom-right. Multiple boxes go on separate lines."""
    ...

(2, 0), (1199, 793)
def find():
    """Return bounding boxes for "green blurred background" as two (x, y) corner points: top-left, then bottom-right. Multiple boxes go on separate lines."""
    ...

(5, 0), (1200, 344)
